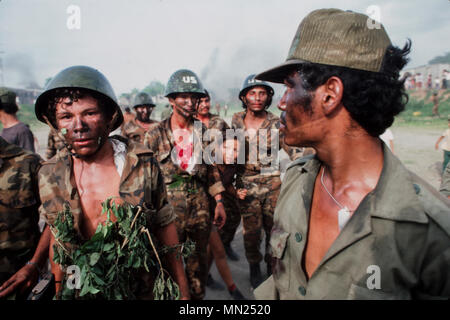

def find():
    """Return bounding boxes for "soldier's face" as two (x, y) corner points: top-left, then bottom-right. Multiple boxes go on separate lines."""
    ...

(279, 71), (323, 147)
(169, 93), (200, 119)
(55, 96), (110, 157)
(243, 86), (268, 112)
(197, 97), (211, 117)
(135, 105), (152, 122)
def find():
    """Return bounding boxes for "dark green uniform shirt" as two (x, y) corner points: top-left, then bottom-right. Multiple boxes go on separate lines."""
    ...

(255, 144), (450, 300)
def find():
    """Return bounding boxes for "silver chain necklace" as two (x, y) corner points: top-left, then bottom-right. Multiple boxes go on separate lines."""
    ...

(320, 166), (352, 230)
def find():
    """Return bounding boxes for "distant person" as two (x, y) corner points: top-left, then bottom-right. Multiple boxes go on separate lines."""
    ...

(215, 103), (221, 116)
(431, 92), (440, 117)
(426, 74), (432, 91)
(380, 128), (395, 154)
(441, 70), (447, 89)
(435, 77), (441, 91)
(440, 162), (450, 198)
(416, 73), (423, 89)
(121, 92), (158, 143)
(0, 88), (35, 152)
(435, 115), (450, 173)
(223, 104), (229, 117)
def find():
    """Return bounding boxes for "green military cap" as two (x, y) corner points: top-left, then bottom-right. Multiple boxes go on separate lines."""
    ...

(0, 87), (17, 105)
(256, 8), (392, 83)
(35, 65), (123, 131)
(133, 92), (155, 108)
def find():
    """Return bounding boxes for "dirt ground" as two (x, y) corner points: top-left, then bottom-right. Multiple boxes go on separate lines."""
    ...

(31, 123), (446, 300)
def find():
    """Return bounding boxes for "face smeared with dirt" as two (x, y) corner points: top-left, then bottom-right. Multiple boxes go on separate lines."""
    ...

(169, 93), (200, 120)
(242, 86), (269, 113)
(197, 96), (211, 117)
(279, 71), (320, 147)
(55, 96), (111, 158)
(135, 105), (153, 123)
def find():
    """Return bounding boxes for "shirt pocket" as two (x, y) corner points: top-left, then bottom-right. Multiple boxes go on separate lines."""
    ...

(270, 228), (290, 292)
(347, 283), (400, 300)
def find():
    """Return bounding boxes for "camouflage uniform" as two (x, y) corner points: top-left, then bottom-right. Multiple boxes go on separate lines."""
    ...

(38, 136), (175, 299)
(0, 137), (42, 288)
(144, 118), (225, 300)
(232, 111), (303, 265)
(46, 130), (65, 160)
(121, 118), (158, 144)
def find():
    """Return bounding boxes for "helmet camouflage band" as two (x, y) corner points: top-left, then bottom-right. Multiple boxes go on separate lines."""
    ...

(239, 74), (274, 108)
(35, 65), (123, 131)
(164, 69), (206, 98)
(133, 92), (155, 108)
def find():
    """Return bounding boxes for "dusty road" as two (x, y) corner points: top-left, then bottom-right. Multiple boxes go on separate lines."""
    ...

(32, 124), (446, 300)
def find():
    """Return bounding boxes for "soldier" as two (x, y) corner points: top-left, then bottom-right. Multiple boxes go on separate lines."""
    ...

(254, 8), (450, 299)
(196, 89), (241, 261)
(0, 88), (35, 152)
(232, 74), (303, 288)
(33, 65), (189, 299)
(0, 137), (46, 299)
(144, 69), (226, 300)
(46, 130), (65, 160)
(121, 92), (158, 143)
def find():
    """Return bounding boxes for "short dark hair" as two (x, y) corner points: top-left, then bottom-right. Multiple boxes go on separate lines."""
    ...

(46, 88), (114, 128)
(295, 41), (411, 137)
(0, 101), (18, 114)
(125, 107), (131, 112)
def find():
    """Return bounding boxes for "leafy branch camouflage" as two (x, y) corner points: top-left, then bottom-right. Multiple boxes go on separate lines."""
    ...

(52, 198), (194, 300)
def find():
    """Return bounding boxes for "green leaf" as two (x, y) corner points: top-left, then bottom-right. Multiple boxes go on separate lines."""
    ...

(90, 252), (101, 266)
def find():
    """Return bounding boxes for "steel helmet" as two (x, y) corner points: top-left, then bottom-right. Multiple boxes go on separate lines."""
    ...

(164, 69), (206, 98)
(133, 92), (155, 108)
(239, 74), (274, 109)
(35, 65), (123, 131)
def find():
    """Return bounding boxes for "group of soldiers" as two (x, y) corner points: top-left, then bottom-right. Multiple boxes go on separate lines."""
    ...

(0, 63), (302, 299)
(1, 8), (449, 301)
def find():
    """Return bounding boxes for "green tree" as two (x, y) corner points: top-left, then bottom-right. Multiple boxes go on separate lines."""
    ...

(143, 80), (165, 97)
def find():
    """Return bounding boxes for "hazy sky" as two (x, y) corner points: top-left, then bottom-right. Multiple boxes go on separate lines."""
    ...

(0, 0), (448, 100)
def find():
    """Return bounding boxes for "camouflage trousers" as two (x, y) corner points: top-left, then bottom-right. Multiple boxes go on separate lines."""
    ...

(167, 186), (211, 300)
(217, 193), (241, 247)
(239, 174), (281, 265)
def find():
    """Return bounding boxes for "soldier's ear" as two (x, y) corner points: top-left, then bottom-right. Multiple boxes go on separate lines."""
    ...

(168, 97), (176, 107)
(320, 76), (344, 116)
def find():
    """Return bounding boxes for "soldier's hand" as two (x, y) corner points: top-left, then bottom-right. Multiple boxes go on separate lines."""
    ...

(237, 188), (248, 200)
(214, 203), (226, 230)
(0, 264), (39, 298)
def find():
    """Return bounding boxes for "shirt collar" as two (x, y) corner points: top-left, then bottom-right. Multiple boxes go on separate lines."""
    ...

(294, 143), (428, 224)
